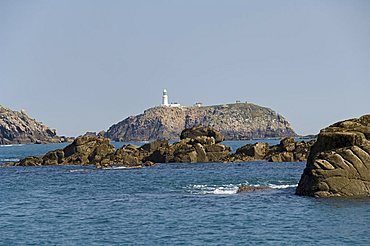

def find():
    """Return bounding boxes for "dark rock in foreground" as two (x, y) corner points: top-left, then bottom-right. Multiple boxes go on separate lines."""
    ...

(296, 114), (370, 197)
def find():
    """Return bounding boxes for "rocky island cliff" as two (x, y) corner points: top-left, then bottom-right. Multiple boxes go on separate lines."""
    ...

(105, 102), (296, 141)
(0, 105), (69, 144)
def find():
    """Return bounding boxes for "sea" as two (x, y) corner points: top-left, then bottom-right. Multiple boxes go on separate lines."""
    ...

(0, 140), (369, 245)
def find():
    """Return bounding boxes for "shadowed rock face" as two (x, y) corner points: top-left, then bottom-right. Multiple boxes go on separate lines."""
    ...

(296, 115), (370, 197)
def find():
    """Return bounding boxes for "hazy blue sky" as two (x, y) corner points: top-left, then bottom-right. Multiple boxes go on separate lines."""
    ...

(1, 0), (369, 136)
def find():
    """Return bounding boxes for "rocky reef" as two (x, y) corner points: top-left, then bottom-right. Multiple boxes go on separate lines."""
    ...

(296, 114), (370, 197)
(0, 105), (70, 144)
(9, 126), (313, 168)
(9, 126), (231, 168)
(105, 102), (296, 141)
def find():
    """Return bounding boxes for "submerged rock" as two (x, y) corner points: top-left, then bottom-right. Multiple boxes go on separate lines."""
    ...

(296, 114), (370, 197)
(237, 185), (271, 193)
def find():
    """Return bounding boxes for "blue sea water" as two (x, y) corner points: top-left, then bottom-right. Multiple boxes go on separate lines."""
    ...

(0, 142), (369, 245)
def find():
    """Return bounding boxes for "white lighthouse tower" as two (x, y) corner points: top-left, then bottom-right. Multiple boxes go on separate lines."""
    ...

(162, 89), (169, 106)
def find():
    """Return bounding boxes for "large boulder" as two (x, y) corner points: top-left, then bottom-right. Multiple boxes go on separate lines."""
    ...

(63, 136), (115, 166)
(166, 128), (230, 163)
(279, 137), (296, 151)
(296, 115), (370, 197)
(112, 144), (145, 166)
(236, 142), (269, 159)
(42, 149), (65, 165)
(140, 140), (169, 152)
(180, 126), (224, 143)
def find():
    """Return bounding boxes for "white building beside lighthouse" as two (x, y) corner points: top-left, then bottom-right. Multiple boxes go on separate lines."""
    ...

(161, 89), (181, 107)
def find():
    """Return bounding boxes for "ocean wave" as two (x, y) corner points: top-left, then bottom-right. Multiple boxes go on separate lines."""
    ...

(185, 184), (239, 195)
(0, 158), (20, 162)
(69, 169), (92, 173)
(267, 184), (297, 189)
(185, 182), (298, 195)
(102, 166), (141, 170)
(0, 144), (24, 147)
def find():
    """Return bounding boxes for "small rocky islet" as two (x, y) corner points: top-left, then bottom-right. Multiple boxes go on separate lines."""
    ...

(105, 102), (297, 141)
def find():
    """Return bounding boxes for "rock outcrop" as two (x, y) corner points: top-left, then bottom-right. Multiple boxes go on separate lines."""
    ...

(105, 102), (296, 141)
(0, 105), (69, 144)
(144, 127), (231, 163)
(225, 137), (314, 163)
(296, 115), (370, 197)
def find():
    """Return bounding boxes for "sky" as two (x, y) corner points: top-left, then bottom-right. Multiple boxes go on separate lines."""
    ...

(0, 0), (369, 137)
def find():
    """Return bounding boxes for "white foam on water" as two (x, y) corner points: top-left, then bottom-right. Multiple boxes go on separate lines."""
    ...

(186, 181), (298, 195)
(213, 187), (239, 195)
(69, 169), (91, 173)
(186, 184), (239, 195)
(103, 166), (141, 170)
(268, 184), (298, 189)
(0, 158), (20, 162)
(0, 144), (24, 147)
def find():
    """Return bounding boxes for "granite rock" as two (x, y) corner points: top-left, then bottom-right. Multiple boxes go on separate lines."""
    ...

(296, 115), (370, 197)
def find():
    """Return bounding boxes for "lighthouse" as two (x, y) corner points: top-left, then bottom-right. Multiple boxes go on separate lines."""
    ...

(162, 89), (169, 106)
(161, 89), (181, 107)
